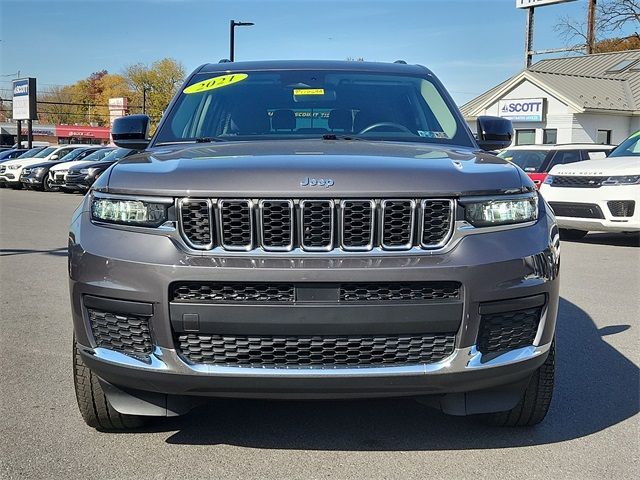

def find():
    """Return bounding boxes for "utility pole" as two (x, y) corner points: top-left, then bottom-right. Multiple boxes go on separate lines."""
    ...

(586, 0), (597, 54)
(525, 7), (535, 68)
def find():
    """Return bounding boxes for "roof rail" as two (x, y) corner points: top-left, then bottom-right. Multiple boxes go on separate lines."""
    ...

(219, 59), (231, 63)
(394, 60), (407, 64)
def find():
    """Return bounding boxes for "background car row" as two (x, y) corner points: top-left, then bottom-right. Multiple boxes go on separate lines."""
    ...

(0, 145), (138, 192)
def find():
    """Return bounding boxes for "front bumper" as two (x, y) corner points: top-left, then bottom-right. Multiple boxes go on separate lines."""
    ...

(20, 172), (46, 185)
(0, 172), (19, 183)
(64, 172), (93, 190)
(541, 183), (640, 232)
(70, 201), (560, 410)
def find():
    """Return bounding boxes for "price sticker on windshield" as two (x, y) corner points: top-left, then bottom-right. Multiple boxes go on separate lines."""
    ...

(183, 73), (248, 94)
(293, 88), (325, 96)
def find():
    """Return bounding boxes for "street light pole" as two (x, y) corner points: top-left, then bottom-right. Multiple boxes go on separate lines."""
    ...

(229, 20), (254, 62)
(143, 85), (150, 115)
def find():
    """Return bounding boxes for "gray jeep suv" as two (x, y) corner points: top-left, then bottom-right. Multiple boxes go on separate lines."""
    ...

(69, 60), (560, 431)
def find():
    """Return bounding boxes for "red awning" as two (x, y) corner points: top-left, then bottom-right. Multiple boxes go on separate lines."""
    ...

(55, 125), (111, 139)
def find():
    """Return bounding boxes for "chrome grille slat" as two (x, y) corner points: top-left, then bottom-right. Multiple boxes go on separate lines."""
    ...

(420, 199), (455, 248)
(340, 200), (375, 251)
(219, 199), (253, 250)
(380, 199), (416, 250)
(178, 198), (214, 250)
(176, 198), (454, 252)
(259, 200), (294, 251)
(300, 200), (334, 251)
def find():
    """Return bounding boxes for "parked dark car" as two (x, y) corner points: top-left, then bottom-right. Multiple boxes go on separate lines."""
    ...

(64, 147), (138, 192)
(0, 148), (29, 161)
(48, 147), (116, 190)
(70, 60), (559, 432)
(20, 147), (105, 191)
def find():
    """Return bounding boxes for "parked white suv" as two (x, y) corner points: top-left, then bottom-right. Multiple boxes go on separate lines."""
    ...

(0, 145), (86, 188)
(540, 132), (640, 239)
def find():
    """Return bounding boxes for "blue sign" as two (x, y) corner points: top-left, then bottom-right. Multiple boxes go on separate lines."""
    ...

(12, 78), (36, 120)
(498, 98), (544, 122)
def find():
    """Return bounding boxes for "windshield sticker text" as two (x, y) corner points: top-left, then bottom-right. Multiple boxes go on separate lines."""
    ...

(183, 73), (248, 94)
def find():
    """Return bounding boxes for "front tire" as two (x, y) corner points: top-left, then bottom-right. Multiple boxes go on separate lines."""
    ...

(73, 339), (146, 431)
(480, 340), (555, 427)
(560, 228), (588, 240)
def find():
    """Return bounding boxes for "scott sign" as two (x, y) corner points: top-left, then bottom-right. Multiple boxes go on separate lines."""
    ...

(498, 98), (544, 122)
(12, 78), (37, 121)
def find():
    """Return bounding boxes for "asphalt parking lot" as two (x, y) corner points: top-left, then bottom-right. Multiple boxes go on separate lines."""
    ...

(0, 188), (638, 480)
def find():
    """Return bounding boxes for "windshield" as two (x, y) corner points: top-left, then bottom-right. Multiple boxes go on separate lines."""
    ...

(154, 70), (472, 147)
(57, 148), (87, 162)
(100, 147), (134, 161)
(80, 148), (116, 162)
(609, 131), (640, 157)
(497, 149), (549, 172)
(33, 147), (57, 158)
(17, 147), (44, 158)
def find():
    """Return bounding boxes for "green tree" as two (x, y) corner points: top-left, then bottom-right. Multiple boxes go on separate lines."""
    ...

(124, 58), (185, 122)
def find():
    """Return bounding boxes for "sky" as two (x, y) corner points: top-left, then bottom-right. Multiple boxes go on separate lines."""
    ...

(0, 0), (635, 106)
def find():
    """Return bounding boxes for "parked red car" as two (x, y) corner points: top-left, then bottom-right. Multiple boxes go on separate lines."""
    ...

(497, 144), (615, 188)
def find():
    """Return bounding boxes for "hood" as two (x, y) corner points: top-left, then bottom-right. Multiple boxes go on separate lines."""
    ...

(549, 156), (640, 176)
(4, 158), (49, 169)
(105, 140), (527, 197)
(70, 160), (115, 172)
(50, 159), (94, 172)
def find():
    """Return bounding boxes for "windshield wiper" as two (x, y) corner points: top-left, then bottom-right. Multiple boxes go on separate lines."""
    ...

(321, 134), (362, 141)
(155, 137), (226, 146)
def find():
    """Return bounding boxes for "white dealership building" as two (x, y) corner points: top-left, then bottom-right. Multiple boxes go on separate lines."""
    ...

(461, 49), (640, 146)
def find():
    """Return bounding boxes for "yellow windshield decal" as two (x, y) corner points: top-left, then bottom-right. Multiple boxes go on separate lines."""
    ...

(183, 73), (248, 94)
(293, 88), (325, 96)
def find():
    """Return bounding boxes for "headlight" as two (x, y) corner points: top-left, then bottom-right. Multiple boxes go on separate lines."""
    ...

(79, 168), (89, 174)
(91, 197), (168, 227)
(80, 167), (101, 176)
(8, 164), (21, 170)
(33, 167), (45, 174)
(463, 194), (538, 228)
(602, 175), (640, 186)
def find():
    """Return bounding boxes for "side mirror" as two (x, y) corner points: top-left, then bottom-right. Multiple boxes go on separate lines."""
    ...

(476, 116), (513, 151)
(50, 154), (59, 160)
(112, 115), (150, 150)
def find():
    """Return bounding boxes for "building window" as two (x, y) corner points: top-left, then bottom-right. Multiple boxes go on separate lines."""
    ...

(515, 129), (536, 146)
(543, 129), (557, 144)
(597, 130), (612, 144)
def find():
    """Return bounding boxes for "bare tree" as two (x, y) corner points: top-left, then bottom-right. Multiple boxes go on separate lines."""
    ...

(554, 0), (639, 50)
(598, 0), (640, 31)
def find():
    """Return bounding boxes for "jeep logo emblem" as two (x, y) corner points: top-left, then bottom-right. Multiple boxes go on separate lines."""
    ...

(300, 177), (334, 188)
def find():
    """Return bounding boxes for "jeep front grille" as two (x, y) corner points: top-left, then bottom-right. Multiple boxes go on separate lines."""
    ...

(176, 332), (456, 367)
(178, 199), (213, 249)
(177, 198), (455, 252)
(219, 199), (253, 250)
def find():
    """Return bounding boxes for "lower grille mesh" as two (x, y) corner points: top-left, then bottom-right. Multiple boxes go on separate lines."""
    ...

(340, 282), (460, 302)
(88, 309), (153, 358)
(476, 307), (541, 354)
(607, 200), (635, 217)
(176, 333), (456, 367)
(171, 282), (295, 303)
